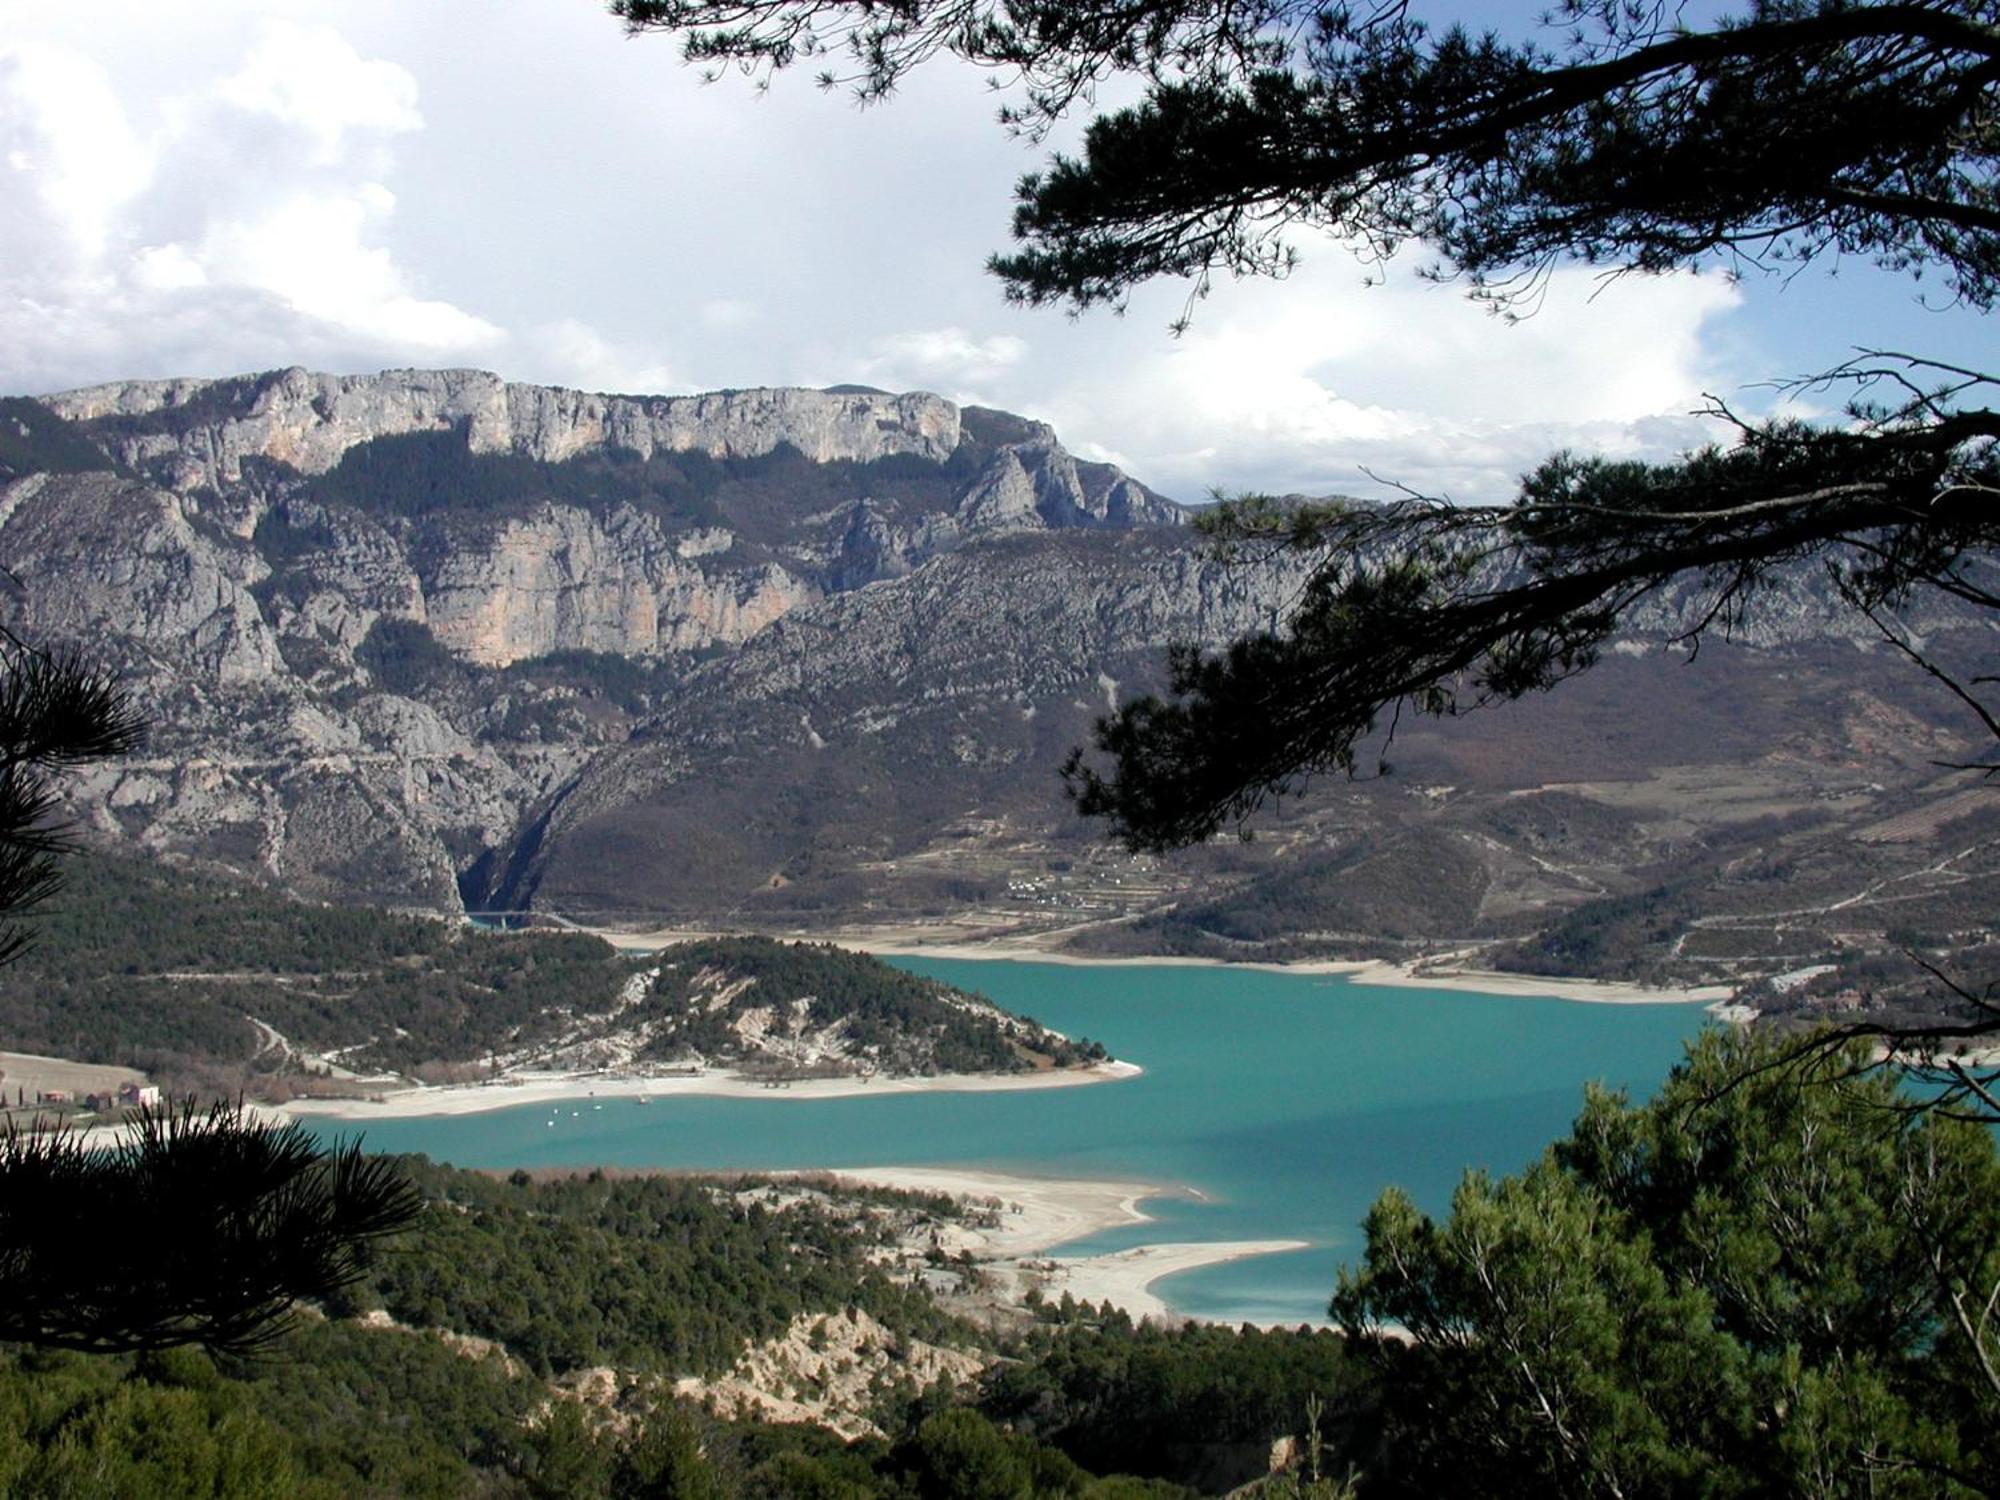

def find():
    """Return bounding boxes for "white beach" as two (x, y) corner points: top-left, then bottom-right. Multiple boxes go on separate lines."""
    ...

(807, 1165), (1161, 1258)
(836, 932), (1724, 1006)
(1337, 959), (1733, 1006)
(279, 1059), (1142, 1123)
(812, 1165), (1317, 1326)
(1046, 1240), (1317, 1324)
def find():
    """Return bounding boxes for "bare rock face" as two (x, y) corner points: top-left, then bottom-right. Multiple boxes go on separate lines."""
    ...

(0, 472), (280, 684)
(499, 530), (1316, 921)
(2, 368), (1186, 908)
(414, 504), (819, 666)
(0, 466), (572, 908)
(43, 368), (962, 496)
(957, 442), (1172, 531)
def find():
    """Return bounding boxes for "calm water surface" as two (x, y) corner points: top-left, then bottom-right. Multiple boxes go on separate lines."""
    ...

(332, 960), (1707, 1325)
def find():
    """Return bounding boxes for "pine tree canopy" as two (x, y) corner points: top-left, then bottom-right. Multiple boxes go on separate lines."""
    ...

(1334, 1029), (2000, 1493)
(0, 1106), (420, 1357)
(0, 641), (145, 962)
(615, 1), (1999, 312)
(0, 635), (422, 1355)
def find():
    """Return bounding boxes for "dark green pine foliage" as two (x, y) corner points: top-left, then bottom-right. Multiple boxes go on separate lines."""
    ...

(980, 1321), (1375, 1486)
(362, 1158), (976, 1379)
(0, 850), (639, 1083)
(295, 423), (985, 541)
(0, 398), (115, 482)
(989, 3), (2000, 314)
(0, 1106), (418, 1357)
(1334, 1027), (2000, 1497)
(0, 645), (147, 965)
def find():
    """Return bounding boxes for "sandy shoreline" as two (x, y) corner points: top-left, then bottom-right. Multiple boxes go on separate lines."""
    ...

(845, 937), (1728, 1006)
(1338, 959), (1732, 1006)
(808, 1165), (1316, 1326)
(585, 920), (1728, 1007)
(813, 1165), (1160, 1258)
(1049, 1240), (1316, 1324)
(278, 1059), (1142, 1124)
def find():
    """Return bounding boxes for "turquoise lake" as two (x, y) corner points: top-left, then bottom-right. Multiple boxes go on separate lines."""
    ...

(328, 960), (1710, 1326)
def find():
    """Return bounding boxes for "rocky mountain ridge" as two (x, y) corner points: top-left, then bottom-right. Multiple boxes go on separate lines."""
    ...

(0, 369), (1186, 907)
(42, 368), (967, 490)
(1, 367), (1994, 1006)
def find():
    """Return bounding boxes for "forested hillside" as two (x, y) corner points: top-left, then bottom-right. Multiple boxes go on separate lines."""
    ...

(0, 1159), (1357, 1498)
(0, 852), (1096, 1099)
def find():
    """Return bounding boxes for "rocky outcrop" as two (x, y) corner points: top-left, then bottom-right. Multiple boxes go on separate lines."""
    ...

(0, 471), (281, 684)
(675, 1308), (983, 1442)
(413, 503), (818, 666)
(43, 368), (963, 495)
(957, 443), (1175, 531)
(0, 369), (1189, 908)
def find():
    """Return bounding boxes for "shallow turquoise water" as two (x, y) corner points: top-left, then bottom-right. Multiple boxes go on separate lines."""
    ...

(327, 960), (1707, 1325)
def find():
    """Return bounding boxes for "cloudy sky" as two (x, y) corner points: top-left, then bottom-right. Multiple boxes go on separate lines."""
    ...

(4, 1), (1986, 503)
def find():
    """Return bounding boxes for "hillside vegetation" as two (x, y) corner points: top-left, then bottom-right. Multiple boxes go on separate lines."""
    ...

(0, 1158), (1353, 1498)
(9, 1031), (1982, 1497)
(362, 1160), (976, 1380)
(0, 852), (1097, 1099)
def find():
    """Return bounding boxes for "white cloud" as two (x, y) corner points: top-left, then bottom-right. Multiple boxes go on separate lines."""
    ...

(129, 242), (208, 291)
(699, 299), (759, 330)
(0, 45), (151, 260)
(192, 187), (501, 352)
(1025, 255), (1745, 501)
(521, 318), (680, 395)
(859, 327), (1030, 397)
(0, 22), (499, 393)
(215, 21), (421, 164)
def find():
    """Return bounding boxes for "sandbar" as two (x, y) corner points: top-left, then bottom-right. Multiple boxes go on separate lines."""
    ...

(811, 1164), (1318, 1327)
(841, 935), (1726, 1006)
(1045, 1239), (1316, 1325)
(806, 1165), (1159, 1259)
(1336, 959), (1732, 1006)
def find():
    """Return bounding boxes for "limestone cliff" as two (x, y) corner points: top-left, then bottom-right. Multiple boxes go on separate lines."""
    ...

(42, 368), (964, 497)
(0, 369), (1185, 907)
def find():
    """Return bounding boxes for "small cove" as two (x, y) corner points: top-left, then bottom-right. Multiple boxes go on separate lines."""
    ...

(329, 958), (1711, 1325)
